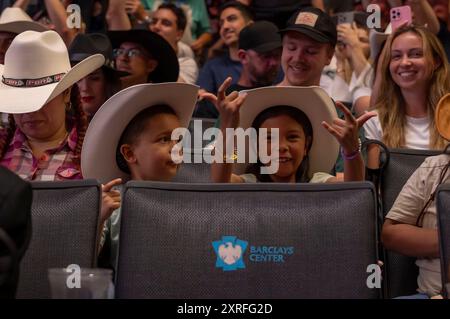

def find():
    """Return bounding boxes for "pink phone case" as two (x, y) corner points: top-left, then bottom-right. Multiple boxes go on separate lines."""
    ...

(390, 6), (412, 31)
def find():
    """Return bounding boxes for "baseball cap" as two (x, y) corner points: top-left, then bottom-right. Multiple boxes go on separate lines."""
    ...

(239, 21), (282, 53)
(280, 7), (337, 47)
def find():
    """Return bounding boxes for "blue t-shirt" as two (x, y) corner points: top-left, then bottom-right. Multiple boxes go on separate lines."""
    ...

(197, 52), (242, 94)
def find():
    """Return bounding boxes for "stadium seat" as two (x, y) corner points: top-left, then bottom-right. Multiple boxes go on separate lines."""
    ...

(115, 182), (380, 299)
(379, 148), (441, 298)
(16, 180), (101, 298)
(436, 183), (450, 299)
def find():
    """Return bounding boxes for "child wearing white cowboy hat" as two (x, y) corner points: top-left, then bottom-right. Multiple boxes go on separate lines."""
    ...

(202, 77), (376, 183)
(382, 93), (450, 299)
(81, 82), (198, 269)
(0, 30), (121, 232)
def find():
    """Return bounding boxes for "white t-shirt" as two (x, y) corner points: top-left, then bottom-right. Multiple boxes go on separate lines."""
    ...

(364, 113), (431, 149)
(178, 57), (198, 85)
(239, 172), (334, 183)
(320, 56), (373, 109)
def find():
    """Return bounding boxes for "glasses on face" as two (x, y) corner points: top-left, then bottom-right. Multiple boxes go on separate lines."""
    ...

(113, 48), (145, 58)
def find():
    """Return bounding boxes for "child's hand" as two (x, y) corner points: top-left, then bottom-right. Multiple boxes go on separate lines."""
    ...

(322, 102), (376, 155)
(199, 77), (247, 128)
(100, 178), (122, 224)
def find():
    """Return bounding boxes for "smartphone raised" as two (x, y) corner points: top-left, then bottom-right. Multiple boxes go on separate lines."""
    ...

(390, 5), (412, 32)
(336, 11), (355, 26)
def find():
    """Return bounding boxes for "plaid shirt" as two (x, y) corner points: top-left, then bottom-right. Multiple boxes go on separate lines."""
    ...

(0, 126), (82, 181)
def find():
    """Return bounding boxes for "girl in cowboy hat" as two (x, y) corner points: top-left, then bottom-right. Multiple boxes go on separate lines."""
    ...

(81, 82), (199, 270)
(382, 93), (450, 299)
(0, 30), (120, 227)
(203, 77), (376, 183)
(365, 25), (450, 168)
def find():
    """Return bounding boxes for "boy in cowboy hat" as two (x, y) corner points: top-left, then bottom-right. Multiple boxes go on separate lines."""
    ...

(382, 93), (450, 299)
(81, 82), (199, 269)
(108, 29), (179, 88)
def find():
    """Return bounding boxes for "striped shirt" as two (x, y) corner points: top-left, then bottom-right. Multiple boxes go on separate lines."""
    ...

(0, 126), (82, 181)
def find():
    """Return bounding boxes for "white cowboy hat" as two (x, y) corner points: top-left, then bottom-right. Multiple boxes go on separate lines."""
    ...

(0, 30), (104, 113)
(81, 83), (199, 183)
(369, 23), (392, 61)
(235, 86), (339, 178)
(435, 93), (450, 141)
(0, 7), (47, 33)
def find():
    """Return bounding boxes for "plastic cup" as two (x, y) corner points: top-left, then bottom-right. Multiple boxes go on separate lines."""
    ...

(48, 267), (114, 299)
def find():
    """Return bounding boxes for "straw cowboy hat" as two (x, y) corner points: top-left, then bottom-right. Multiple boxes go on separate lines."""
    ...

(436, 93), (450, 141)
(0, 30), (104, 114)
(0, 7), (47, 33)
(81, 82), (199, 183)
(235, 86), (339, 178)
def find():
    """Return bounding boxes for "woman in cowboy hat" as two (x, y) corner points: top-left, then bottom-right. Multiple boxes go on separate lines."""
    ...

(69, 33), (126, 120)
(0, 30), (120, 225)
(203, 77), (376, 183)
(382, 94), (450, 299)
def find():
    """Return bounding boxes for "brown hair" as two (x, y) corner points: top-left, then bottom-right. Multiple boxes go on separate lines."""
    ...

(374, 25), (450, 149)
(71, 95), (88, 166)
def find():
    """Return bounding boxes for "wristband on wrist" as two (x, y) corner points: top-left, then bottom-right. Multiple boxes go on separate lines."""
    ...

(341, 138), (362, 160)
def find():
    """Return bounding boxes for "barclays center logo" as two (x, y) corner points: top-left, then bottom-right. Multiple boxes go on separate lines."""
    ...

(212, 236), (295, 271)
(212, 236), (248, 271)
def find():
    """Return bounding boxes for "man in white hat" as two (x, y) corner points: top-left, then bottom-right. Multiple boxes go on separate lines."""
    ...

(0, 7), (47, 64)
(0, 7), (47, 127)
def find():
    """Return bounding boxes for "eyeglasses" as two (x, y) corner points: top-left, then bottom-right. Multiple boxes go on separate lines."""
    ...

(112, 48), (146, 58)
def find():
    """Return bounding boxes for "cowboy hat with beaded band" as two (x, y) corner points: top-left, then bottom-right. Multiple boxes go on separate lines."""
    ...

(0, 30), (104, 114)
(81, 82), (199, 184)
(234, 86), (340, 179)
(0, 7), (47, 34)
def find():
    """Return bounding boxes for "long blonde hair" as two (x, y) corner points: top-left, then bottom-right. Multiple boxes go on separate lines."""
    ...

(374, 25), (450, 149)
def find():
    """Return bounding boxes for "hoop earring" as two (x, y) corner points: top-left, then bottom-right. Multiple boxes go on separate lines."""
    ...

(65, 101), (72, 111)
